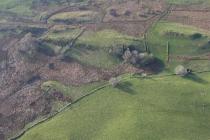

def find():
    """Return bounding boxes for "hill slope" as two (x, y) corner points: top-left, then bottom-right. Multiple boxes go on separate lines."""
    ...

(20, 73), (210, 140)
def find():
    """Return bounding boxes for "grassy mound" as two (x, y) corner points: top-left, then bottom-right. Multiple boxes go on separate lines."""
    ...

(19, 73), (210, 140)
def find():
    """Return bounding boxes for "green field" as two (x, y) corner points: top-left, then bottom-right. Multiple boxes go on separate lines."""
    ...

(148, 21), (210, 58)
(40, 28), (145, 68)
(41, 80), (104, 101)
(147, 21), (210, 71)
(20, 73), (210, 140)
(65, 29), (145, 68)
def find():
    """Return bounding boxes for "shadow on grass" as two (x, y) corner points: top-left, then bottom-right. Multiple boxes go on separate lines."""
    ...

(184, 73), (208, 84)
(116, 81), (137, 95)
(144, 58), (165, 74)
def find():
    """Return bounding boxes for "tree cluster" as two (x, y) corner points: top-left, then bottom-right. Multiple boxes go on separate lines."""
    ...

(122, 48), (154, 67)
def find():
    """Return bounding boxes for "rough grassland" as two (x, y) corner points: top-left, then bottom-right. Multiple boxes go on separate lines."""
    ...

(50, 11), (97, 20)
(20, 73), (210, 140)
(167, 0), (210, 5)
(0, 0), (33, 16)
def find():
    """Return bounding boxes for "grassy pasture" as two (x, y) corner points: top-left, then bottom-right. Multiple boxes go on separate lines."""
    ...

(77, 30), (142, 48)
(41, 80), (104, 101)
(20, 73), (210, 140)
(65, 29), (145, 68)
(147, 21), (210, 71)
(148, 21), (210, 57)
(42, 29), (143, 68)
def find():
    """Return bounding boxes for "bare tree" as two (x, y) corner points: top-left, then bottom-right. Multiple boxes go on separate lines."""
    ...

(122, 48), (132, 62)
(109, 77), (121, 87)
(175, 65), (188, 76)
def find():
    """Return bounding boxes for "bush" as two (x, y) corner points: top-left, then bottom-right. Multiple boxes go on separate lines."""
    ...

(190, 33), (202, 40)
(109, 77), (121, 87)
(110, 9), (119, 17)
(122, 48), (155, 67)
(122, 48), (132, 62)
(124, 10), (131, 16)
(175, 65), (188, 76)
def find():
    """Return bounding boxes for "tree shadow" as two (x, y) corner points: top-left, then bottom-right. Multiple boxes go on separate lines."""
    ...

(116, 81), (137, 95)
(184, 73), (208, 84)
(144, 58), (165, 74)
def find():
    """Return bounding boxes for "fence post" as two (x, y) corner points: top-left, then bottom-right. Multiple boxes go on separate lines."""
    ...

(166, 41), (170, 63)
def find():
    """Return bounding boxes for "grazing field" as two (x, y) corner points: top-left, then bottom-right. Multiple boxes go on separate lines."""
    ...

(147, 21), (210, 71)
(77, 30), (142, 48)
(65, 29), (145, 68)
(41, 80), (104, 101)
(20, 73), (210, 140)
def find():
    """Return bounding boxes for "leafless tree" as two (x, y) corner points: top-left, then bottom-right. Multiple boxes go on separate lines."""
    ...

(109, 77), (121, 87)
(175, 65), (188, 76)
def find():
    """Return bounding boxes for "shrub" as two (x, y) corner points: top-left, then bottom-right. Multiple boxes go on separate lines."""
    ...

(190, 33), (202, 40)
(175, 65), (188, 76)
(122, 48), (132, 62)
(110, 9), (119, 17)
(124, 10), (131, 16)
(122, 48), (155, 67)
(109, 77), (121, 87)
